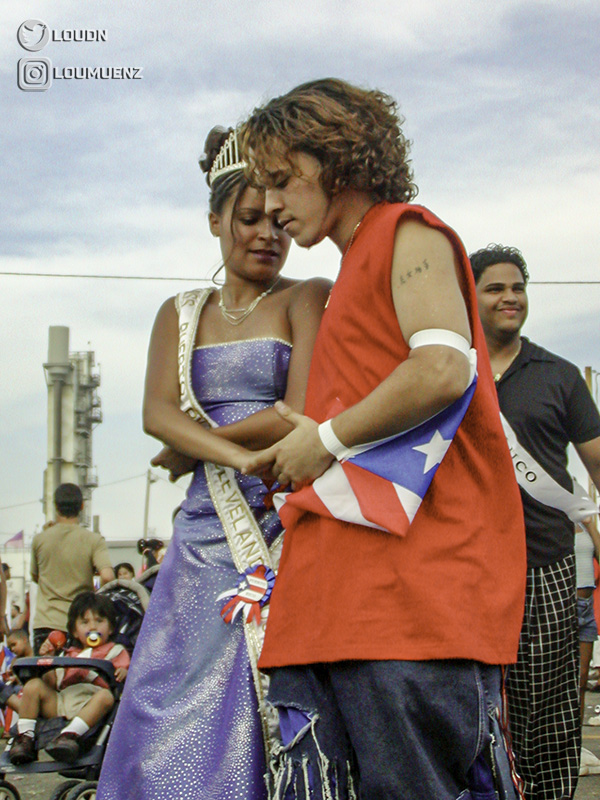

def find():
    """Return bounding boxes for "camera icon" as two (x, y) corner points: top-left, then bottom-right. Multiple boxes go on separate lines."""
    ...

(17, 57), (52, 92)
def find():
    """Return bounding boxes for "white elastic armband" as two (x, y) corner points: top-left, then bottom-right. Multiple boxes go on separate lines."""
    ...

(408, 328), (477, 384)
(408, 328), (471, 357)
(317, 419), (353, 462)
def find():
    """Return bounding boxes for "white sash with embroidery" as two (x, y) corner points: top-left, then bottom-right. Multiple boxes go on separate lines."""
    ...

(176, 288), (281, 755)
(501, 412), (598, 521)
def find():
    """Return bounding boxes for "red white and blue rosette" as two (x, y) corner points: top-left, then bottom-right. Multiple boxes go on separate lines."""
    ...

(217, 564), (275, 626)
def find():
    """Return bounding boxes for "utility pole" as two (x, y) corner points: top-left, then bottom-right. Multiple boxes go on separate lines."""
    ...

(585, 366), (598, 503)
(143, 469), (158, 538)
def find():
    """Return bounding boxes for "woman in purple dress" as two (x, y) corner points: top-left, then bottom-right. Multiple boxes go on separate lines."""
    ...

(97, 127), (330, 800)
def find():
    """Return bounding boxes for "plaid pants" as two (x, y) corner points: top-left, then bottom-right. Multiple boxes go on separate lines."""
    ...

(505, 554), (580, 800)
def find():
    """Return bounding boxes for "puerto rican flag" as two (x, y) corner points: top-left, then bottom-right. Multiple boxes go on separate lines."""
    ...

(274, 366), (477, 538)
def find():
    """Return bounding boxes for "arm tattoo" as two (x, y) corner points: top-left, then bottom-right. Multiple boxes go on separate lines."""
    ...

(397, 258), (430, 285)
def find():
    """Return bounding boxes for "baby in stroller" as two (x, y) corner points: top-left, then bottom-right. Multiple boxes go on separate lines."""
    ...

(9, 592), (129, 766)
(0, 575), (149, 799)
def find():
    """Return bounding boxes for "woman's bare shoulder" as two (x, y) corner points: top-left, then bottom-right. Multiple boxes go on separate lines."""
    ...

(286, 276), (333, 304)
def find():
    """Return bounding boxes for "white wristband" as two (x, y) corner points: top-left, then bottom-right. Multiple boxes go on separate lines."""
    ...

(317, 419), (353, 462)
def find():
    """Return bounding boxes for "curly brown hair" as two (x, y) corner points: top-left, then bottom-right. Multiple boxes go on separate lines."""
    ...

(241, 78), (417, 204)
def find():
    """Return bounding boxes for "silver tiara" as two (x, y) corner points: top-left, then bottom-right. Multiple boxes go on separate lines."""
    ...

(208, 129), (247, 187)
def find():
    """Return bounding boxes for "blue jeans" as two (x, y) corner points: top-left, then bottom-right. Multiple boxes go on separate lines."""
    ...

(577, 594), (598, 642)
(268, 660), (518, 800)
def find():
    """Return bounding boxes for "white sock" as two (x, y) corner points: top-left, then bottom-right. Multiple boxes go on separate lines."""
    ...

(61, 716), (89, 737)
(17, 718), (37, 737)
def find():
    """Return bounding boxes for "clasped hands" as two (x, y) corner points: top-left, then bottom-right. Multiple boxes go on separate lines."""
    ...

(151, 403), (334, 489)
(151, 447), (198, 482)
(241, 402), (334, 490)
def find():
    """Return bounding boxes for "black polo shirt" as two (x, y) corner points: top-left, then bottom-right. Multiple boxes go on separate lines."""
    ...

(496, 337), (600, 568)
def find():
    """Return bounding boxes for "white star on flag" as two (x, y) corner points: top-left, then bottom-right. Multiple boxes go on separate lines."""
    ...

(274, 363), (478, 538)
(413, 430), (453, 473)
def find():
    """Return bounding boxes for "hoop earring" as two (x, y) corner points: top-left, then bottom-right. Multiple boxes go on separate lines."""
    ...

(211, 263), (225, 286)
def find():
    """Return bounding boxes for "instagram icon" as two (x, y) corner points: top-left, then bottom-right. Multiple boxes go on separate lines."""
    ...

(17, 57), (52, 91)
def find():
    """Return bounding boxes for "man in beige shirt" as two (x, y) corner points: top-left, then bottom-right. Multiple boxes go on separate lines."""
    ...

(31, 483), (114, 653)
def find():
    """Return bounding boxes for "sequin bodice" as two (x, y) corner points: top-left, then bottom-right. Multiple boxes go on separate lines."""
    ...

(181, 338), (291, 517)
(191, 338), (291, 426)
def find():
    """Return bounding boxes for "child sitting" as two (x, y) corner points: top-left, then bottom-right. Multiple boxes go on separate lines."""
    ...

(114, 562), (135, 581)
(0, 628), (34, 714)
(6, 628), (33, 661)
(9, 592), (129, 765)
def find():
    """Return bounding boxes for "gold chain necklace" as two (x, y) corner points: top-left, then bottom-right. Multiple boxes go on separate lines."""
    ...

(493, 341), (522, 382)
(340, 218), (364, 266)
(218, 277), (281, 326)
(325, 215), (367, 310)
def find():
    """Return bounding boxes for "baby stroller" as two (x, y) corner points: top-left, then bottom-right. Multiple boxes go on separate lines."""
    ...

(0, 579), (150, 800)
(98, 577), (150, 652)
(136, 564), (160, 595)
(135, 538), (165, 596)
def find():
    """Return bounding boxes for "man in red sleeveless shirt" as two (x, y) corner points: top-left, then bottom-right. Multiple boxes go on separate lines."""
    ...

(242, 79), (526, 800)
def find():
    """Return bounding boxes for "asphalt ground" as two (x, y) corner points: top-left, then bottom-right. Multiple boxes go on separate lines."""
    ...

(0, 759), (64, 799)
(4, 695), (600, 800)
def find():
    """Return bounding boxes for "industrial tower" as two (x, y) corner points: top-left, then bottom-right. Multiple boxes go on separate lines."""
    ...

(43, 326), (102, 527)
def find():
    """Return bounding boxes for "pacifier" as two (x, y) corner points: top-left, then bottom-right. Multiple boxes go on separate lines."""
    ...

(86, 631), (101, 648)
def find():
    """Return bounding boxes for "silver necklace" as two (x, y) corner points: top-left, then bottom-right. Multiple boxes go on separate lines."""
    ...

(218, 277), (281, 326)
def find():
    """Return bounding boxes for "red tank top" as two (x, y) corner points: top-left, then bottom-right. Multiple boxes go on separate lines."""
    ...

(259, 203), (526, 667)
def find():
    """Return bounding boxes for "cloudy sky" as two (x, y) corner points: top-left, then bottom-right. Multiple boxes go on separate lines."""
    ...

(1, 0), (599, 547)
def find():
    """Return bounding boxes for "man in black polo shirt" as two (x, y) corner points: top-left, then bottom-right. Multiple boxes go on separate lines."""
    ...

(471, 244), (600, 800)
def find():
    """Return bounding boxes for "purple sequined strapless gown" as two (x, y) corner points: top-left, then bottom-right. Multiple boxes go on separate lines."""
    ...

(98, 339), (291, 800)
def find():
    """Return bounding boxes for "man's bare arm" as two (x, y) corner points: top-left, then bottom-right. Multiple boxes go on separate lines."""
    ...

(575, 437), (600, 495)
(245, 220), (472, 486)
(99, 567), (116, 585)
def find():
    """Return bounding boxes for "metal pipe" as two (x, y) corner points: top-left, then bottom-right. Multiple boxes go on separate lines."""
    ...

(46, 326), (71, 499)
(52, 378), (64, 489)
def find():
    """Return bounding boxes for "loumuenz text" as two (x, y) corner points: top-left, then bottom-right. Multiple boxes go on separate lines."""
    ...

(53, 66), (143, 80)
